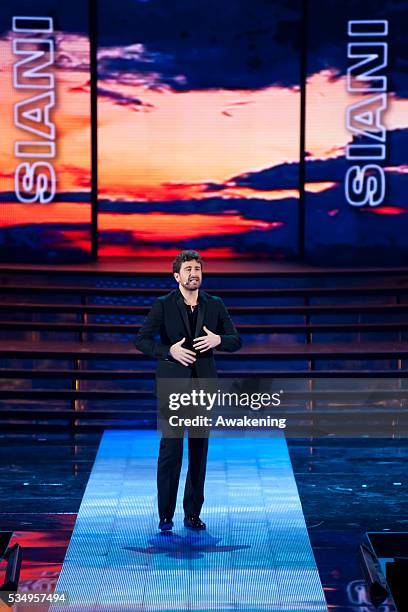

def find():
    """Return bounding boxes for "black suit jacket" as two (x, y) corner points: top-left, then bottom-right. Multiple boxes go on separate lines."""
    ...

(135, 289), (242, 378)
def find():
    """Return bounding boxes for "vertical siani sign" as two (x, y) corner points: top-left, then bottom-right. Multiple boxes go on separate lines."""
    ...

(345, 20), (388, 208)
(12, 16), (56, 204)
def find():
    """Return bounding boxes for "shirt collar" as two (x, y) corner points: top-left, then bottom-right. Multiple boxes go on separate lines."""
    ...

(176, 287), (200, 304)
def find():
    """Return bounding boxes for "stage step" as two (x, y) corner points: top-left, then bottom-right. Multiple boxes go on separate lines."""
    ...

(1, 282), (408, 296)
(1, 339), (408, 360)
(0, 368), (406, 379)
(1, 302), (408, 315)
(0, 320), (407, 334)
(1, 266), (407, 430)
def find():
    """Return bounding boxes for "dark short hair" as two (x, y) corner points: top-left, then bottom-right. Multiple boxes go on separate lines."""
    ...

(172, 250), (203, 273)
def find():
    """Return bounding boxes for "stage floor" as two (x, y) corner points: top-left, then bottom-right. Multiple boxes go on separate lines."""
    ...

(1, 257), (407, 275)
(50, 430), (327, 611)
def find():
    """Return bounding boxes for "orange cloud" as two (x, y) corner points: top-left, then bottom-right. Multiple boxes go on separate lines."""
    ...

(0, 203), (279, 239)
(306, 70), (408, 159)
(97, 84), (300, 194)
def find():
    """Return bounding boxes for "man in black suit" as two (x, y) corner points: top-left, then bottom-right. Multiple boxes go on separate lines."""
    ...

(135, 250), (242, 531)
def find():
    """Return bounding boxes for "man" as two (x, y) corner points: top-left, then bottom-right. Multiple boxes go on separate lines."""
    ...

(135, 250), (242, 531)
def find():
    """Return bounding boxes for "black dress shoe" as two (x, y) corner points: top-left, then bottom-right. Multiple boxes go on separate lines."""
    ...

(184, 515), (206, 530)
(159, 517), (174, 531)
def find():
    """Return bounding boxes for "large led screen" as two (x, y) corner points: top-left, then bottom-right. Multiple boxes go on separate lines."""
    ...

(2, 1), (406, 265)
(304, 0), (408, 265)
(0, 3), (92, 262)
(97, 0), (302, 258)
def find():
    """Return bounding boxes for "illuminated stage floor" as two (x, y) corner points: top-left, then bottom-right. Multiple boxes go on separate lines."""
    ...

(51, 430), (327, 611)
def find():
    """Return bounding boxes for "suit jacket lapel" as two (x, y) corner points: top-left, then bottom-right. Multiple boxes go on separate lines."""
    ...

(175, 289), (208, 339)
(175, 290), (191, 337)
(195, 292), (207, 338)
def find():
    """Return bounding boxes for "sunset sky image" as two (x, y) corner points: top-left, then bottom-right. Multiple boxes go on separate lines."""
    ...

(304, 0), (408, 263)
(0, 0), (407, 262)
(95, 0), (303, 258)
(0, 19), (92, 261)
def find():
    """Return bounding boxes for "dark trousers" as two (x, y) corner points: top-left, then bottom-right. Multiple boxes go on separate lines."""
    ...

(157, 435), (208, 519)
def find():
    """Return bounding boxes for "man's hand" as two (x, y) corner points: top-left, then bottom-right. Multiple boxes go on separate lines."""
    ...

(193, 326), (221, 352)
(169, 337), (197, 366)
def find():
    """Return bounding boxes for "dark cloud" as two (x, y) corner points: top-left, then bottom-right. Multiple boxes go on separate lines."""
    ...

(97, 0), (302, 91)
(307, 0), (408, 97)
(231, 162), (300, 191)
(97, 86), (154, 110)
(0, 2), (88, 34)
(96, 0), (408, 95)
(386, 128), (408, 165)
(304, 184), (408, 266)
(4, 1), (407, 97)
(0, 224), (90, 263)
(0, 191), (90, 202)
(97, 196), (298, 220)
(220, 128), (408, 190)
(202, 158), (338, 191)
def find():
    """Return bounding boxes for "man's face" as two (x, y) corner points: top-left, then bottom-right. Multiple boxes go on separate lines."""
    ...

(174, 259), (202, 291)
